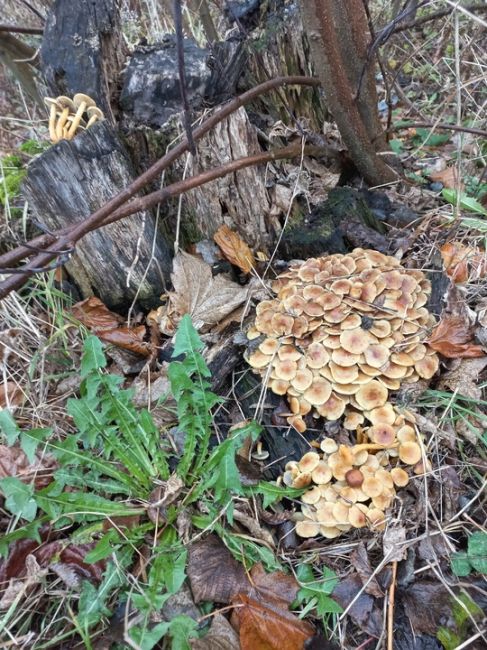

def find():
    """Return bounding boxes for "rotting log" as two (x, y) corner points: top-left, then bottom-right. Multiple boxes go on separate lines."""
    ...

(22, 121), (172, 310)
(40, 0), (127, 118)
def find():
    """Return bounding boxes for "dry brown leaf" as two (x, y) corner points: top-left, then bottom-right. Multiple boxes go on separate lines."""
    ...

(233, 593), (314, 650)
(171, 252), (249, 330)
(440, 242), (487, 284)
(214, 225), (255, 274)
(190, 614), (240, 650)
(0, 445), (57, 488)
(0, 382), (24, 409)
(437, 357), (487, 399)
(430, 166), (464, 190)
(72, 297), (151, 357)
(428, 315), (485, 358)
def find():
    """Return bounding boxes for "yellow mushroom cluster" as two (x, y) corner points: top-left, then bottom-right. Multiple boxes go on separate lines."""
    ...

(246, 248), (439, 433)
(44, 94), (104, 143)
(284, 408), (429, 539)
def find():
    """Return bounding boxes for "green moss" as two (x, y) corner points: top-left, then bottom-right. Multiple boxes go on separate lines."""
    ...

(0, 139), (47, 216)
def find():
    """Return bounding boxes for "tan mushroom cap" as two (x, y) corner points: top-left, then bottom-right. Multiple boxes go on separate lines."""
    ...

(329, 362), (359, 384)
(363, 344), (390, 368)
(312, 461), (333, 485)
(391, 467), (409, 487)
(320, 438), (338, 454)
(362, 476), (383, 498)
(291, 470), (313, 488)
(348, 504), (367, 528)
(291, 368), (313, 392)
(303, 380), (332, 406)
(343, 410), (365, 430)
(259, 338), (280, 355)
(270, 379), (289, 395)
(301, 485), (322, 504)
(399, 441), (422, 465)
(366, 403), (396, 425)
(298, 452), (321, 473)
(316, 393), (347, 420)
(247, 350), (272, 368)
(320, 525), (342, 538)
(414, 355), (439, 379)
(287, 415), (307, 433)
(295, 520), (321, 537)
(340, 328), (371, 354)
(368, 423), (396, 447)
(331, 348), (361, 367)
(356, 380), (388, 410)
(273, 359), (298, 381)
(366, 508), (386, 531)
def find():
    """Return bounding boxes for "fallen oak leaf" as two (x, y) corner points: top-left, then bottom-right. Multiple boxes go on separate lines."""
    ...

(170, 252), (250, 331)
(214, 224), (256, 274)
(430, 166), (463, 191)
(427, 315), (485, 358)
(0, 445), (56, 488)
(0, 381), (24, 409)
(440, 242), (487, 284)
(72, 297), (151, 357)
(232, 593), (314, 650)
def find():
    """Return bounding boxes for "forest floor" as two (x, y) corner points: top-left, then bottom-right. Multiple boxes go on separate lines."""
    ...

(0, 2), (486, 650)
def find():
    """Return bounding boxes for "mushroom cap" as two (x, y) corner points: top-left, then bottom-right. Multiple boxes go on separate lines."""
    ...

(391, 467), (409, 487)
(343, 410), (365, 430)
(355, 380), (388, 410)
(414, 355), (439, 379)
(301, 485), (322, 504)
(87, 106), (104, 119)
(298, 452), (321, 473)
(318, 440), (337, 458)
(319, 526), (342, 539)
(311, 461), (333, 485)
(399, 441), (422, 465)
(362, 476), (383, 498)
(303, 379), (332, 406)
(273, 358), (298, 381)
(366, 508), (386, 531)
(270, 379), (289, 395)
(348, 504), (367, 528)
(345, 468), (364, 488)
(340, 328), (371, 354)
(366, 403), (396, 425)
(259, 338), (280, 355)
(291, 470), (313, 488)
(368, 423), (396, 447)
(44, 97), (60, 108)
(295, 520), (320, 537)
(247, 350), (272, 369)
(73, 93), (96, 108)
(316, 393), (347, 420)
(57, 96), (76, 110)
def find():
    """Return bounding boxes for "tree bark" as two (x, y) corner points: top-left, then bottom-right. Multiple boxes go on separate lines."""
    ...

(22, 122), (172, 310)
(0, 33), (44, 107)
(300, 0), (398, 186)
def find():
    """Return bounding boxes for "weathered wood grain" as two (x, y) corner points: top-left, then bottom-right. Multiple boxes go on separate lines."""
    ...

(22, 121), (172, 310)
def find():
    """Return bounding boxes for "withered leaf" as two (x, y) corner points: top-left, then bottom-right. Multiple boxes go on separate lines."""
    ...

(0, 381), (24, 409)
(214, 224), (256, 274)
(188, 535), (247, 605)
(428, 315), (485, 358)
(401, 581), (452, 635)
(350, 543), (384, 598)
(233, 593), (314, 650)
(171, 252), (249, 330)
(332, 575), (382, 637)
(440, 242), (486, 284)
(0, 445), (56, 488)
(72, 297), (151, 357)
(430, 167), (463, 191)
(190, 614), (240, 650)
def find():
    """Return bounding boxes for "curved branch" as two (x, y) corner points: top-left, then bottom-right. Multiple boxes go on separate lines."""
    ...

(0, 76), (320, 299)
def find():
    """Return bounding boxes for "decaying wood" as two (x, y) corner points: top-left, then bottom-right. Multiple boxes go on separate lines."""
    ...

(22, 122), (171, 310)
(0, 33), (43, 107)
(243, 3), (327, 132)
(40, 0), (127, 117)
(182, 107), (271, 249)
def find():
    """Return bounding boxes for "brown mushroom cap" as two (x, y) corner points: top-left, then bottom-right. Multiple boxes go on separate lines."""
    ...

(298, 452), (321, 473)
(340, 329), (371, 354)
(303, 380), (332, 406)
(348, 504), (367, 528)
(399, 441), (422, 465)
(368, 423), (396, 447)
(391, 467), (409, 487)
(356, 380), (388, 410)
(345, 468), (364, 488)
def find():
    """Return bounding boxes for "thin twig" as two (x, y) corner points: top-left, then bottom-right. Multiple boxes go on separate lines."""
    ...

(388, 2), (487, 35)
(388, 120), (487, 138)
(173, 0), (196, 155)
(0, 75), (319, 299)
(0, 24), (43, 34)
(387, 561), (398, 650)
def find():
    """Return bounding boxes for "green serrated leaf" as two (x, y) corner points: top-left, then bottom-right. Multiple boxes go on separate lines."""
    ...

(80, 336), (106, 377)
(467, 532), (487, 574)
(0, 477), (37, 521)
(442, 189), (487, 216)
(451, 551), (471, 577)
(0, 410), (20, 445)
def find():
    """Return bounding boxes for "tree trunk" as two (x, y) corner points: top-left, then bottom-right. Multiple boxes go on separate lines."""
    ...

(0, 33), (44, 108)
(300, 0), (398, 186)
(22, 122), (172, 310)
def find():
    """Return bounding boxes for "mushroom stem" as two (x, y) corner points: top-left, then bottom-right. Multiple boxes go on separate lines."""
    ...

(56, 107), (71, 140)
(67, 102), (87, 138)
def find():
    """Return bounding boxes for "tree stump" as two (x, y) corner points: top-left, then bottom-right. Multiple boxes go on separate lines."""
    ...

(22, 122), (172, 310)
(40, 0), (127, 117)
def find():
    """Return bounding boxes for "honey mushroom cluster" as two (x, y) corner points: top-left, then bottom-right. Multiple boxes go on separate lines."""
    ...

(44, 94), (104, 143)
(246, 248), (439, 433)
(283, 408), (430, 539)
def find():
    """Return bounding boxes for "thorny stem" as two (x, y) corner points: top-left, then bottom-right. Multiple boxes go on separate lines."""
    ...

(0, 76), (320, 297)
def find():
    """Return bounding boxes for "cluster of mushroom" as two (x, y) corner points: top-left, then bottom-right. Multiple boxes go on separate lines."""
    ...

(246, 248), (439, 433)
(44, 94), (104, 143)
(284, 407), (429, 538)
